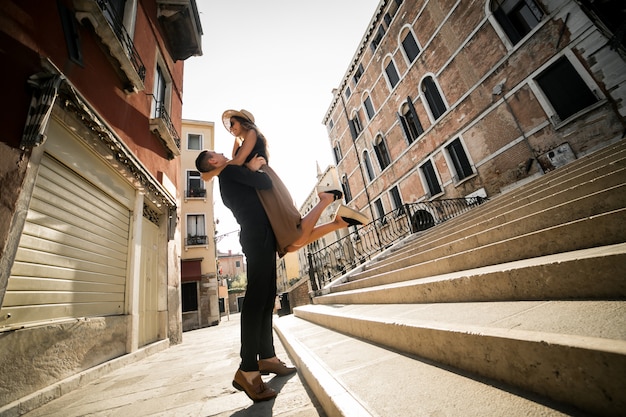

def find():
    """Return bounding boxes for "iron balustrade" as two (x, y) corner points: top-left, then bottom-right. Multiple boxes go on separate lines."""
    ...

(153, 100), (182, 151)
(186, 187), (207, 198)
(186, 235), (208, 246)
(307, 197), (487, 292)
(96, 0), (146, 82)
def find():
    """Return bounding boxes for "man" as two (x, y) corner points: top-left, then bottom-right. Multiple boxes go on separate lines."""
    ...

(195, 150), (296, 402)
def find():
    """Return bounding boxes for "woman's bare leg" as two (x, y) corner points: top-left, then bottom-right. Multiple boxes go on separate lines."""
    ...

(285, 215), (348, 252)
(289, 192), (337, 247)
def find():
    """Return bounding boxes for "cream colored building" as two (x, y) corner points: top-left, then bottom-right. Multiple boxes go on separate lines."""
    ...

(180, 120), (220, 330)
(294, 164), (348, 287)
(277, 251), (299, 293)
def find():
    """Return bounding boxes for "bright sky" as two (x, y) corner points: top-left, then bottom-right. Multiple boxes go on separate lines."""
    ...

(182, 0), (380, 253)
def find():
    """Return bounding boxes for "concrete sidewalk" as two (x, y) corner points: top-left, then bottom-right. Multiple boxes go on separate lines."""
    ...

(21, 313), (325, 417)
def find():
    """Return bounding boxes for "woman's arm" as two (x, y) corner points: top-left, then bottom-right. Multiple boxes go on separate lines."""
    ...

(229, 129), (257, 166)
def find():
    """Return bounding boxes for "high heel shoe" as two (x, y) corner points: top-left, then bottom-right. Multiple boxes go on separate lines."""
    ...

(316, 185), (343, 201)
(335, 205), (369, 226)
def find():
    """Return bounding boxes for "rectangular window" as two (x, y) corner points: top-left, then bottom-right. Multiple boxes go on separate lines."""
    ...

(187, 171), (205, 197)
(58, 2), (83, 65)
(151, 65), (166, 118)
(187, 133), (202, 150)
(186, 214), (206, 245)
(374, 198), (386, 223)
(535, 57), (598, 122)
(446, 139), (473, 181)
(421, 160), (442, 197)
(236, 260), (241, 268)
(493, 0), (543, 45)
(390, 186), (405, 216)
(345, 86), (352, 100)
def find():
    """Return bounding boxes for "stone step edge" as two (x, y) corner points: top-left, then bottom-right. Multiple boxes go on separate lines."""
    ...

(349, 180), (626, 282)
(273, 315), (374, 417)
(331, 208), (626, 293)
(314, 243), (626, 302)
(292, 304), (626, 417)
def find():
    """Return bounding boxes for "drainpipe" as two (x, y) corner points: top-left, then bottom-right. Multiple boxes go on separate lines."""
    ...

(492, 81), (544, 174)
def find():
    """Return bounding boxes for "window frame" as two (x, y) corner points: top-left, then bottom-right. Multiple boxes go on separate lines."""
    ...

(398, 96), (424, 145)
(363, 149), (375, 182)
(363, 94), (376, 121)
(187, 133), (202, 150)
(383, 56), (401, 90)
(421, 75), (448, 122)
(373, 134), (392, 171)
(490, 0), (544, 47)
(341, 175), (353, 202)
(531, 54), (600, 125)
(419, 159), (443, 198)
(444, 138), (474, 183)
(400, 26), (421, 64)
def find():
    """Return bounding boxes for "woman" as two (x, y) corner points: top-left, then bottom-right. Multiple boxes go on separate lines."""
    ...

(206, 108), (368, 257)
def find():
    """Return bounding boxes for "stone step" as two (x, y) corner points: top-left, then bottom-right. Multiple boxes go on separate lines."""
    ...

(279, 301), (626, 417)
(332, 206), (626, 293)
(315, 243), (626, 304)
(349, 169), (626, 282)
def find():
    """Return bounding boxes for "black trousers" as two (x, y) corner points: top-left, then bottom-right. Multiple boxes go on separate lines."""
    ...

(238, 223), (278, 371)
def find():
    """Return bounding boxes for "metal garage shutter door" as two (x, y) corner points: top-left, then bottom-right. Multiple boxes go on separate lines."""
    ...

(2, 154), (130, 328)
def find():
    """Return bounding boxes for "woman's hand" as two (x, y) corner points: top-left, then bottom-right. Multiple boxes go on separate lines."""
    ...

(245, 154), (267, 172)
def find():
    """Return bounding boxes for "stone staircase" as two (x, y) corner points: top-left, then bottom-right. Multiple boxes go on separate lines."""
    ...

(274, 138), (626, 417)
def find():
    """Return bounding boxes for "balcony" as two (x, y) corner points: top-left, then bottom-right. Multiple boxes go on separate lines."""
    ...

(186, 235), (207, 246)
(73, 0), (146, 93)
(186, 187), (206, 198)
(150, 101), (181, 159)
(156, 0), (203, 61)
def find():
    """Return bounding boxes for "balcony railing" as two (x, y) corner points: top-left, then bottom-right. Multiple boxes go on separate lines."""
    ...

(150, 100), (181, 158)
(307, 197), (487, 292)
(74, 0), (146, 92)
(186, 188), (207, 198)
(186, 235), (207, 246)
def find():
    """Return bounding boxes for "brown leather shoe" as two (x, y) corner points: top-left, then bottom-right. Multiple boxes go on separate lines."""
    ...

(232, 369), (277, 402)
(258, 357), (297, 376)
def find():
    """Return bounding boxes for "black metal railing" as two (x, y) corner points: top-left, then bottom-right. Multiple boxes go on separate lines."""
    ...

(153, 100), (181, 151)
(186, 235), (208, 246)
(96, 0), (146, 82)
(186, 187), (206, 198)
(307, 197), (487, 291)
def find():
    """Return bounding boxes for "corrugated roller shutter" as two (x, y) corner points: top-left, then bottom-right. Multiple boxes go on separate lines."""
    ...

(1, 154), (130, 328)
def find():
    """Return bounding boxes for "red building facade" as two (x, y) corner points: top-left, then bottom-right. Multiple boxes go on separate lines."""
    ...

(0, 0), (201, 410)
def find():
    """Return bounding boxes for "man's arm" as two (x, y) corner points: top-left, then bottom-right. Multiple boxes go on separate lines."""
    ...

(220, 164), (272, 190)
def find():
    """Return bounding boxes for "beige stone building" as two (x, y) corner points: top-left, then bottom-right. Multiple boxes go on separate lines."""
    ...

(217, 249), (246, 312)
(180, 120), (220, 331)
(323, 0), (625, 225)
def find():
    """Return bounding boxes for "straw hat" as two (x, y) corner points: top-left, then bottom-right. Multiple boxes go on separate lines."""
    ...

(222, 109), (255, 131)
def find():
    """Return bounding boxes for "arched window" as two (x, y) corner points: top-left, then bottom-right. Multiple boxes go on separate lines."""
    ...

(383, 55), (400, 89)
(348, 110), (363, 139)
(421, 76), (447, 121)
(397, 96), (424, 144)
(341, 175), (353, 202)
(333, 141), (342, 164)
(400, 27), (420, 63)
(490, 0), (543, 46)
(363, 150), (375, 182)
(373, 135), (392, 170)
(363, 93), (375, 121)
